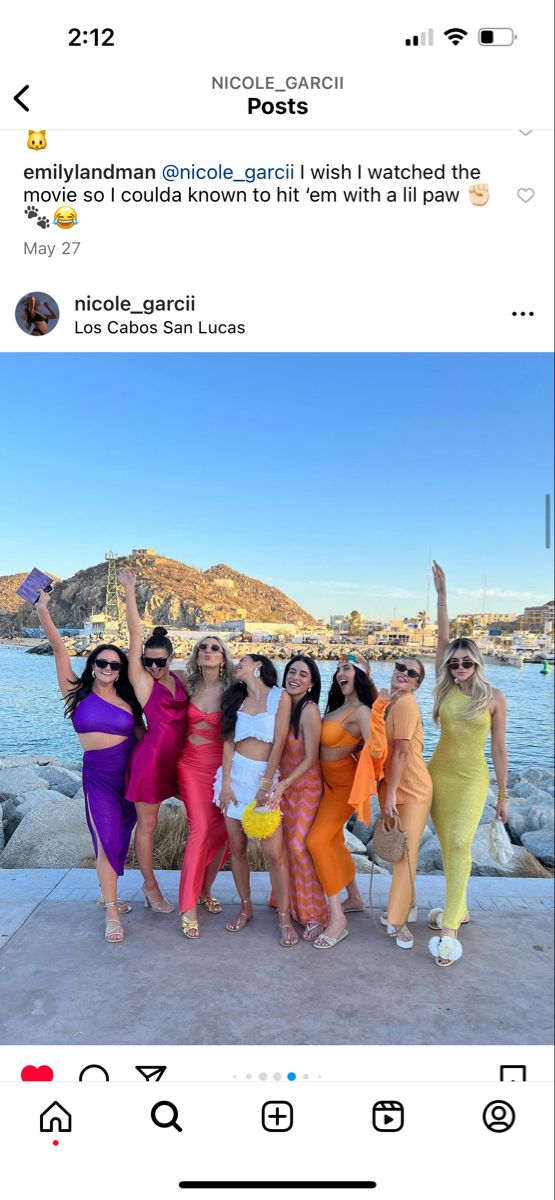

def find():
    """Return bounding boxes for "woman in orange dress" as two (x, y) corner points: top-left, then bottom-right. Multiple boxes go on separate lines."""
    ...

(270, 656), (329, 941)
(306, 652), (379, 949)
(379, 659), (432, 951)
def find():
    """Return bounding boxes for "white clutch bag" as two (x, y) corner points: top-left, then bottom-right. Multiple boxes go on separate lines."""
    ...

(488, 818), (514, 867)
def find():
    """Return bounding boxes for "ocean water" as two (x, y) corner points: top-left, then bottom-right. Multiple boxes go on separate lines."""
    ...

(0, 646), (553, 775)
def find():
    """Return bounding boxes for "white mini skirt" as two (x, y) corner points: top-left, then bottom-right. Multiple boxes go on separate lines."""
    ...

(213, 752), (277, 822)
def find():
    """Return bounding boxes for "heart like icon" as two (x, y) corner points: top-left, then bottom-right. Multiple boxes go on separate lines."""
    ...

(517, 188), (535, 202)
(21, 1064), (54, 1082)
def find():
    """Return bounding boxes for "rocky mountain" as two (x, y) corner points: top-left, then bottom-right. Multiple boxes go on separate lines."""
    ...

(0, 551), (315, 632)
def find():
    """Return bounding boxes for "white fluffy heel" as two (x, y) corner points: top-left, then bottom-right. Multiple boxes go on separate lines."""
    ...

(429, 935), (463, 966)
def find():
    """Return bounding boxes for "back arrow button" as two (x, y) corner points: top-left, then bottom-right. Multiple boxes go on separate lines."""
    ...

(14, 85), (30, 112)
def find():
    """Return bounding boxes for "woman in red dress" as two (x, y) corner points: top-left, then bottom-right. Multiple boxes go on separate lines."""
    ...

(177, 636), (236, 939)
(119, 569), (188, 913)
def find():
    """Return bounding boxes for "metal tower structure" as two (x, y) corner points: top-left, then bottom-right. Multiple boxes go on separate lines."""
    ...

(104, 549), (121, 638)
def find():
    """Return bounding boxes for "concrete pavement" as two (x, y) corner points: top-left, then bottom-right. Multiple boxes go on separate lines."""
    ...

(0, 869), (553, 1045)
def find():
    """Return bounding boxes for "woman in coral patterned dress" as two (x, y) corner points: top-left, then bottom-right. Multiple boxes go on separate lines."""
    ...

(270, 656), (329, 940)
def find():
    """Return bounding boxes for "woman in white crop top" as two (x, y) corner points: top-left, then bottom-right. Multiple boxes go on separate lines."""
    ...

(214, 654), (296, 946)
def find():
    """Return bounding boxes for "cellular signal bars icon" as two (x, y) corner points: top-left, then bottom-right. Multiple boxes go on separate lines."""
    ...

(405, 29), (434, 46)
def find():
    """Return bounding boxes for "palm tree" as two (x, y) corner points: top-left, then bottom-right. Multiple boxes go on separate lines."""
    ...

(416, 610), (427, 647)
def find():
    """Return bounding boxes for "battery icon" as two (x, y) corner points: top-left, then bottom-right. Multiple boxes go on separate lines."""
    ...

(478, 28), (516, 45)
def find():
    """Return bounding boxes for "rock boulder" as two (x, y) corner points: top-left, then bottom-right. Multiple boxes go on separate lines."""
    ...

(0, 766), (48, 801)
(0, 789), (91, 868)
(37, 763), (82, 798)
(520, 831), (555, 869)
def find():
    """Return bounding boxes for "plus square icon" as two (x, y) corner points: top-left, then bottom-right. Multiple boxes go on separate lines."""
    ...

(262, 1101), (294, 1132)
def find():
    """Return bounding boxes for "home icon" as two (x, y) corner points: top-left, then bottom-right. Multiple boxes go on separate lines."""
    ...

(40, 1101), (72, 1133)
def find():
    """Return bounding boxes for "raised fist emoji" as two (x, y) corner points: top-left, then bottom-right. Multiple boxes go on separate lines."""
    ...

(469, 184), (490, 207)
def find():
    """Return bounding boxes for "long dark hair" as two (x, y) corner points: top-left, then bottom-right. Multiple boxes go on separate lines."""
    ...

(145, 625), (173, 655)
(221, 654), (278, 740)
(326, 666), (378, 714)
(63, 644), (144, 725)
(282, 655), (321, 738)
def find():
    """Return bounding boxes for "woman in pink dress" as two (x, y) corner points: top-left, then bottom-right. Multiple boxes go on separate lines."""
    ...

(271, 656), (329, 940)
(119, 569), (188, 913)
(176, 636), (236, 939)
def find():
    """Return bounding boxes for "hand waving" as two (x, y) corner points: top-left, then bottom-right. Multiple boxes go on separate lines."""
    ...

(118, 567), (137, 588)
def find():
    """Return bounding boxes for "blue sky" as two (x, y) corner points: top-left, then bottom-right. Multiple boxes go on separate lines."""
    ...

(1, 352), (552, 620)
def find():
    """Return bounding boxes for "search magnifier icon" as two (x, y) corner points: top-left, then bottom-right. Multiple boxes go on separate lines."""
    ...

(151, 1101), (183, 1132)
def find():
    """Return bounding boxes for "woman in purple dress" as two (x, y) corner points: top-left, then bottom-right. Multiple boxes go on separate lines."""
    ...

(119, 569), (189, 914)
(35, 589), (143, 943)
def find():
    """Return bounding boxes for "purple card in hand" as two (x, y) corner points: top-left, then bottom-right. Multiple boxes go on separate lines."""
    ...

(16, 568), (54, 605)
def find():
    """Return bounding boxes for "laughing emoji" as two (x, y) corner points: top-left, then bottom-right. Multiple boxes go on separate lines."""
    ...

(53, 206), (78, 229)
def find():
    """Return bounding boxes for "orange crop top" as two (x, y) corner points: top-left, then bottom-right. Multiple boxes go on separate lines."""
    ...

(320, 708), (363, 749)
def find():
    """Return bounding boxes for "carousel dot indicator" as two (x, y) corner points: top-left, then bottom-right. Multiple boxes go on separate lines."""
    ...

(287, 1072), (296, 1081)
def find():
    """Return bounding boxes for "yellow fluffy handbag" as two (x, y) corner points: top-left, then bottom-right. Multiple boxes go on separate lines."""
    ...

(241, 801), (282, 840)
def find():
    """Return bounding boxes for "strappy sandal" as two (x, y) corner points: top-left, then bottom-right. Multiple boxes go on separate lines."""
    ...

(303, 922), (325, 941)
(428, 934), (463, 966)
(428, 908), (469, 931)
(104, 901), (126, 943)
(199, 895), (223, 915)
(98, 894), (132, 914)
(278, 912), (299, 948)
(142, 884), (175, 914)
(225, 899), (253, 933)
(180, 914), (200, 940)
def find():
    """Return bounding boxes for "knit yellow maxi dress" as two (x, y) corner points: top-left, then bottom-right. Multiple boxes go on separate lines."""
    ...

(428, 687), (492, 929)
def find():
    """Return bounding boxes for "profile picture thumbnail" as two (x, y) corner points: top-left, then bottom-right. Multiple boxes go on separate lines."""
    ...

(15, 292), (60, 337)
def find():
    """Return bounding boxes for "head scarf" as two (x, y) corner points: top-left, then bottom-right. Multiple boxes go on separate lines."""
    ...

(339, 651), (370, 676)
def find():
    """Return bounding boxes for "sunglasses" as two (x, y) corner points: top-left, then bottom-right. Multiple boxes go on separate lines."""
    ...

(95, 659), (122, 672)
(394, 662), (421, 680)
(448, 658), (474, 671)
(142, 656), (168, 669)
(198, 643), (223, 653)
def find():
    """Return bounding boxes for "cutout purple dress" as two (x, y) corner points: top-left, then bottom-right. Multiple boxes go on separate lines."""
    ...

(72, 692), (138, 876)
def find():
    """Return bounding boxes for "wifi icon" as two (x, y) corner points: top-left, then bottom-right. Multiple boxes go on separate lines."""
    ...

(444, 27), (468, 45)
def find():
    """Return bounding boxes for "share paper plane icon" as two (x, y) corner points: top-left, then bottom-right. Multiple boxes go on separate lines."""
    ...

(135, 1065), (167, 1082)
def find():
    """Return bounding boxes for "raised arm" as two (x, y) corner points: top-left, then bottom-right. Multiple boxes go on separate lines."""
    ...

(35, 589), (77, 698)
(432, 560), (450, 674)
(118, 568), (152, 705)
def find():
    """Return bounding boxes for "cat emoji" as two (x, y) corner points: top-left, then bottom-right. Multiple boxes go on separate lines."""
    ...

(27, 130), (47, 151)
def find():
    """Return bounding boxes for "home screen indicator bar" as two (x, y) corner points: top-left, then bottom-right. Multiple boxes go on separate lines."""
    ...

(177, 1185), (377, 1191)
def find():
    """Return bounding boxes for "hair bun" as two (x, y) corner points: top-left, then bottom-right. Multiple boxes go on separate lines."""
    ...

(151, 625), (168, 637)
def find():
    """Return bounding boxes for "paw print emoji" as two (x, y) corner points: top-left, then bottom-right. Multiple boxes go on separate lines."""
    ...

(25, 206), (38, 219)
(469, 184), (490, 207)
(37, 216), (50, 229)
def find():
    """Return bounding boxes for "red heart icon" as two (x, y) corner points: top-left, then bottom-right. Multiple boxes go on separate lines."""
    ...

(21, 1064), (54, 1082)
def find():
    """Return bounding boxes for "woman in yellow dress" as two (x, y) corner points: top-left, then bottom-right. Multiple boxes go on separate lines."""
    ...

(427, 562), (509, 967)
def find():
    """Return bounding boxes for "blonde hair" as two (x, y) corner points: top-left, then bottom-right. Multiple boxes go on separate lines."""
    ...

(185, 636), (236, 694)
(433, 638), (492, 723)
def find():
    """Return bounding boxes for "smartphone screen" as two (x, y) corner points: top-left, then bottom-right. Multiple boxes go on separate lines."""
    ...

(0, 3), (553, 1197)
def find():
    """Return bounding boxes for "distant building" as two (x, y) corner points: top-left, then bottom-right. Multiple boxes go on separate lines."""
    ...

(132, 547), (156, 556)
(519, 601), (554, 632)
